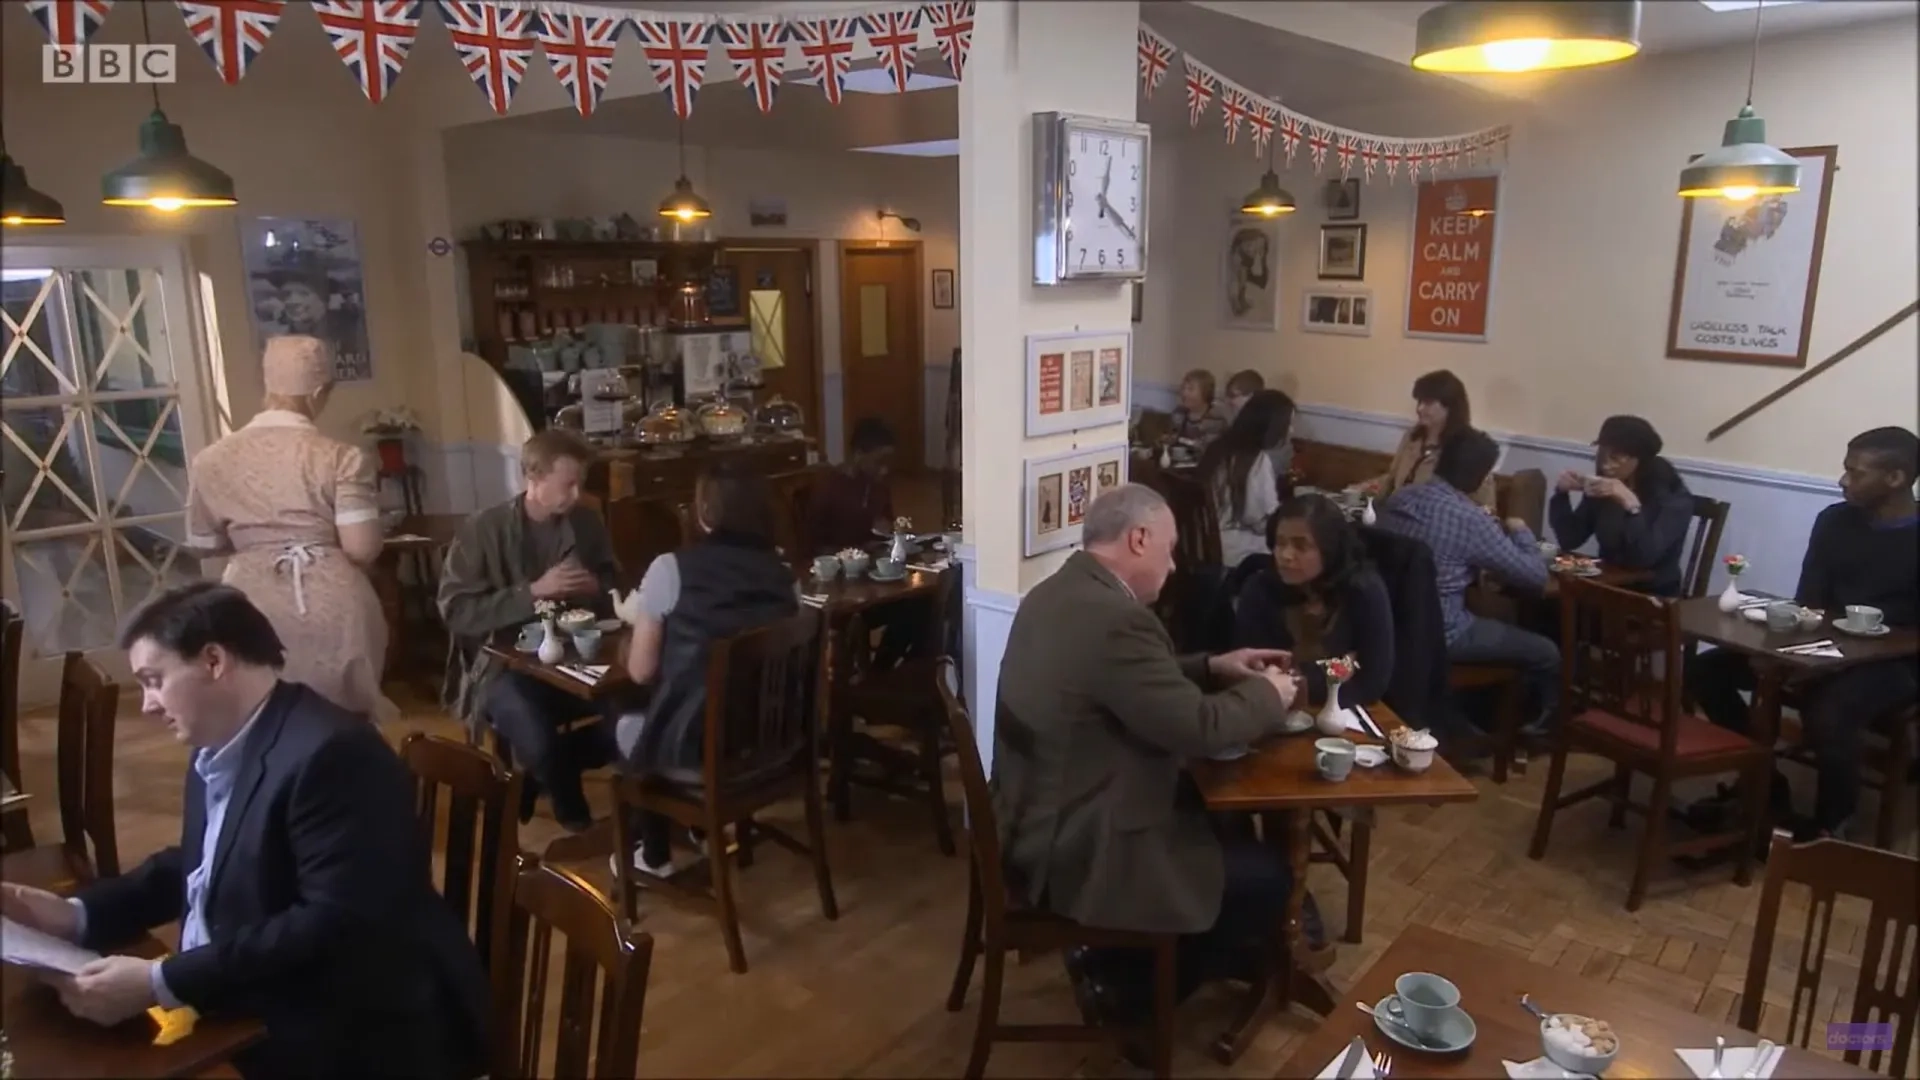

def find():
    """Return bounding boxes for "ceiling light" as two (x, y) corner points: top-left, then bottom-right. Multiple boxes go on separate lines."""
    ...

(1678, 3), (1800, 199)
(100, 3), (236, 213)
(1, 141), (65, 226)
(1412, 1), (1642, 74)
(1238, 170), (1297, 217)
(657, 119), (711, 222)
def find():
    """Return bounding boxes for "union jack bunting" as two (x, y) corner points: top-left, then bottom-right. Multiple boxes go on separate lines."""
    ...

(1218, 88), (1248, 146)
(1305, 123), (1332, 172)
(860, 8), (921, 94)
(1246, 98), (1276, 159)
(788, 18), (859, 106)
(1182, 58), (1215, 128)
(1444, 137), (1463, 169)
(1359, 140), (1379, 183)
(25, 0), (114, 46)
(537, 10), (623, 118)
(1277, 112), (1304, 164)
(1136, 25), (1173, 97)
(717, 19), (785, 114)
(436, 0), (533, 114)
(313, 1), (421, 105)
(925, 0), (973, 80)
(176, 1), (284, 85)
(1383, 143), (1402, 183)
(633, 18), (711, 120)
(1335, 134), (1357, 178)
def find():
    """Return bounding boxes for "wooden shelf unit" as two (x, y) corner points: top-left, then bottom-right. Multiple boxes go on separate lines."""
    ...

(461, 239), (722, 367)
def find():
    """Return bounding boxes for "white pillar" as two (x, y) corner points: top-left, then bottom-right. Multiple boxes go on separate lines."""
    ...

(959, 0), (1139, 760)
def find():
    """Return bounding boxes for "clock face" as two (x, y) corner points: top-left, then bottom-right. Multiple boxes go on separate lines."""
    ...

(1063, 125), (1146, 276)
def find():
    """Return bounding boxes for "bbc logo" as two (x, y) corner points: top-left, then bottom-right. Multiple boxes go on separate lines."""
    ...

(42, 44), (177, 84)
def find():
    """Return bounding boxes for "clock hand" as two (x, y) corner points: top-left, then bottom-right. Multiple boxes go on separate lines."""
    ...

(1097, 195), (1138, 240)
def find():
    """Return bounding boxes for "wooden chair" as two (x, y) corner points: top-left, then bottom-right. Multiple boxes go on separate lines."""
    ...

(608, 609), (838, 973)
(771, 468), (820, 561)
(830, 567), (960, 856)
(1776, 703), (1917, 852)
(1741, 831), (1917, 1076)
(493, 854), (653, 1080)
(1450, 663), (1529, 783)
(0, 652), (119, 890)
(1529, 578), (1772, 910)
(604, 493), (693, 587)
(939, 659), (1177, 1079)
(402, 733), (523, 974)
(1, 606), (32, 852)
(1680, 495), (1731, 600)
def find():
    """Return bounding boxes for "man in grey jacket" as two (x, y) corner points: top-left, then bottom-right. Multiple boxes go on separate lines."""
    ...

(438, 429), (619, 831)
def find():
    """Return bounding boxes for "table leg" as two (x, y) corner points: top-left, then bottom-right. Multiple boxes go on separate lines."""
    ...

(1739, 667), (1786, 885)
(1210, 809), (1336, 1064)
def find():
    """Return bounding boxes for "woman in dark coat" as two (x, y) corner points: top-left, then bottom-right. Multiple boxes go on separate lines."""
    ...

(1550, 414), (1696, 596)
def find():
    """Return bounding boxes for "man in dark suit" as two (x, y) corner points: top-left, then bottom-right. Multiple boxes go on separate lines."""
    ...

(0, 583), (488, 1079)
(994, 483), (1304, 1030)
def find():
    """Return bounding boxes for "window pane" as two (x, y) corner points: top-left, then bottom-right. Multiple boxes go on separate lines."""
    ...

(73, 268), (175, 390)
(748, 289), (787, 370)
(1, 270), (79, 395)
(858, 284), (888, 358)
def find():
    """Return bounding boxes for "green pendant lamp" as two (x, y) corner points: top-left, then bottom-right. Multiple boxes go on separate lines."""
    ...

(1412, 1), (1641, 74)
(1677, 2), (1799, 201)
(100, 1), (236, 213)
(1238, 135), (1297, 217)
(1, 127), (65, 226)
(657, 120), (711, 223)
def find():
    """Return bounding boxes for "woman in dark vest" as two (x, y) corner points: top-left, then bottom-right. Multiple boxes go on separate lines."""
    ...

(614, 461), (799, 876)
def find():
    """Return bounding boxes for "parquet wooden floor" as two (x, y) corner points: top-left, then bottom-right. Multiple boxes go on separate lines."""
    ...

(14, 687), (1908, 1078)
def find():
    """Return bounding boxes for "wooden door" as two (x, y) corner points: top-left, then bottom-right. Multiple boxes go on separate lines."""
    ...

(838, 245), (924, 471)
(717, 244), (821, 442)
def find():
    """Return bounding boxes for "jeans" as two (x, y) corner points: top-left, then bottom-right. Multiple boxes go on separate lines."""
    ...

(485, 672), (615, 827)
(1689, 648), (1917, 830)
(1448, 614), (1562, 729)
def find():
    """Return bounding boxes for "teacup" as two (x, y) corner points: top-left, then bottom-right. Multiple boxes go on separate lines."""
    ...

(873, 557), (904, 578)
(1796, 607), (1825, 631)
(1764, 601), (1800, 632)
(1844, 605), (1884, 631)
(841, 552), (872, 578)
(1390, 972), (1461, 1041)
(1315, 738), (1356, 782)
(571, 628), (603, 662)
(812, 555), (840, 580)
(1537, 541), (1560, 558)
(516, 622), (544, 650)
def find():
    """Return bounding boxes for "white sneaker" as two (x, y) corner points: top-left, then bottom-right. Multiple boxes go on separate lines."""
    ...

(608, 846), (675, 882)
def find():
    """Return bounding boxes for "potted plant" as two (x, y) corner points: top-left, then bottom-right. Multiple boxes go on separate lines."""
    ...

(358, 407), (421, 474)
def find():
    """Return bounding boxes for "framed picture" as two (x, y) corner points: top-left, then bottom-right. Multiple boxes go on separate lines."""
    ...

(1025, 329), (1130, 437)
(1325, 177), (1361, 220)
(1302, 287), (1374, 337)
(931, 268), (955, 310)
(1222, 217), (1282, 331)
(1405, 173), (1502, 342)
(241, 216), (373, 382)
(1665, 145), (1837, 368)
(1025, 442), (1129, 556)
(1318, 223), (1367, 281)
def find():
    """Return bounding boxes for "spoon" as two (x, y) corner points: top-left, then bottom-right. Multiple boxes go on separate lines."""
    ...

(1354, 1001), (1448, 1050)
(1520, 994), (1549, 1022)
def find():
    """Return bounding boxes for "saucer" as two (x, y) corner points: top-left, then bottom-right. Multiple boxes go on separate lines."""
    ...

(868, 570), (907, 583)
(1372, 995), (1476, 1053)
(1209, 746), (1251, 762)
(1279, 711), (1316, 735)
(1834, 619), (1890, 637)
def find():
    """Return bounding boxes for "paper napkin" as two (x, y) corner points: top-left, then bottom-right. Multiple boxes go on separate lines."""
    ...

(556, 664), (610, 686)
(1676, 1044), (1782, 1079)
(909, 558), (951, 572)
(1313, 1046), (1377, 1079)
(1778, 645), (1842, 659)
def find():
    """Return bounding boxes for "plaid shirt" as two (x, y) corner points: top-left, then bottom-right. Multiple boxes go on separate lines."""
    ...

(1377, 479), (1547, 643)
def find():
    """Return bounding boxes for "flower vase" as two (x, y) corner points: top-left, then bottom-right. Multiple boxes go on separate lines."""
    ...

(375, 436), (408, 474)
(1315, 685), (1353, 736)
(1717, 576), (1745, 613)
(537, 619), (565, 664)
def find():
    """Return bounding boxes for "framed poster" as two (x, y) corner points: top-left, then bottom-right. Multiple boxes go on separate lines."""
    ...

(1404, 174), (1501, 342)
(1665, 145), (1836, 368)
(1024, 329), (1130, 437)
(1024, 442), (1129, 556)
(1302, 287), (1374, 337)
(1222, 216), (1282, 331)
(1318, 223), (1367, 281)
(242, 216), (373, 382)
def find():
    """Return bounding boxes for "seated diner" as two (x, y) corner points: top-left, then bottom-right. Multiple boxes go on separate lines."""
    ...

(1169, 368), (1230, 449)
(1199, 388), (1297, 569)
(1364, 370), (1495, 509)
(1549, 415), (1695, 596)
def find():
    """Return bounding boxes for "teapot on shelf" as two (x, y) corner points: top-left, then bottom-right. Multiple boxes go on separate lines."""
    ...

(607, 587), (643, 627)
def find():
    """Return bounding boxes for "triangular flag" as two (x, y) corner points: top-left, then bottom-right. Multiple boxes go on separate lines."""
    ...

(537, 10), (624, 118)
(25, 1), (114, 47)
(435, 1), (534, 114)
(1219, 87), (1248, 146)
(1182, 57), (1216, 128)
(860, 8), (922, 93)
(718, 18), (785, 114)
(1136, 24), (1174, 97)
(176, 1), (285, 85)
(788, 17), (860, 105)
(1247, 97), (1277, 159)
(312, 1), (421, 105)
(927, 0), (974, 80)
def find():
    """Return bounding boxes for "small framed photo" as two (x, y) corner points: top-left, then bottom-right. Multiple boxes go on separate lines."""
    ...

(1025, 329), (1130, 437)
(630, 258), (659, 285)
(1325, 178), (1360, 220)
(931, 268), (955, 309)
(1025, 442), (1128, 556)
(1318, 223), (1367, 281)
(1302, 287), (1373, 337)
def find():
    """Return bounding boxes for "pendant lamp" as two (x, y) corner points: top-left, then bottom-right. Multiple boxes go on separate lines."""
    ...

(1677, 2), (1799, 201)
(1, 128), (65, 226)
(1412, 1), (1641, 74)
(1238, 136), (1297, 217)
(101, 2), (236, 212)
(657, 120), (711, 222)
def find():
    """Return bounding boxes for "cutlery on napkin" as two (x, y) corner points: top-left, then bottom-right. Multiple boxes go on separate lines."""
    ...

(908, 558), (951, 572)
(555, 664), (610, 686)
(1677, 1041), (1780, 1079)
(1352, 705), (1384, 740)
(1315, 1038), (1377, 1079)
(1777, 642), (1842, 658)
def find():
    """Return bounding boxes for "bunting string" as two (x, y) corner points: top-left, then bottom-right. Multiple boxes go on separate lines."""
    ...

(1139, 22), (1510, 183)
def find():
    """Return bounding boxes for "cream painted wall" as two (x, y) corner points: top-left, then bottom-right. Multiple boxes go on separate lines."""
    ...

(1144, 17), (1919, 476)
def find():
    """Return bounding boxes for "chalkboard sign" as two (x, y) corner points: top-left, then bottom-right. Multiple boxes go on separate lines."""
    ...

(705, 265), (741, 318)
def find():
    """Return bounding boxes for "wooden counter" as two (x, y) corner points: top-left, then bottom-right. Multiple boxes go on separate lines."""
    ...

(588, 435), (812, 503)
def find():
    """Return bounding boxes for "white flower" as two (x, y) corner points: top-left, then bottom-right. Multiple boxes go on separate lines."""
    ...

(358, 406), (422, 435)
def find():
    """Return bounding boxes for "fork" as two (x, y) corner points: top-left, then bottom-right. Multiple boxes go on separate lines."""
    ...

(1372, 1051), (1392, 1078)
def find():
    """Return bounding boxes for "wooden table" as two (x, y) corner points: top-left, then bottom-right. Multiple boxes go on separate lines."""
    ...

(1277, 924), (1877, 1079)
(484, 626), (633, 701)
(3, 863), (266, 1078)
(1190, 703), (1480, 1063)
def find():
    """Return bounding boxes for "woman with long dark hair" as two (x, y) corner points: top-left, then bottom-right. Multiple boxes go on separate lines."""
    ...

(1550, 415), (1695, 595)
(1233, 495), (1395, 709)
(1364, 369), (1495, 508)
(1199, 388), (1296, 567)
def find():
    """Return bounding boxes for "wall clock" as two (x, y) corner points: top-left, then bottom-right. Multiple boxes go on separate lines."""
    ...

(1032, 112), (1151, 285)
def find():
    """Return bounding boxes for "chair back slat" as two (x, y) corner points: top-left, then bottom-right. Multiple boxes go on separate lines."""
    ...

(56, 652), (118, 877)
(1682, 495), (1731, 599)
(1558, 578), (1681, 748)
(936, 659), (1005, 925)
(494, 855), (653, 1080)
(1742, 831), (1919, 1076)
(702, 609), (825, 791)
(401, 733), (522, 974)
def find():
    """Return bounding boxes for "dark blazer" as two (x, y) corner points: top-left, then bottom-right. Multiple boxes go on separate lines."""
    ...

(1548, 482), (1695, 596)
(75, 682), (489, 1080)
(1232, 566), (1395, 709)
(1356, 527), (1449, 730)
(993, 552), (1284, 935)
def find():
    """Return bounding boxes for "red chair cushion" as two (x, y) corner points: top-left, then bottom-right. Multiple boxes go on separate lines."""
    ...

(1570, 707), (1755, 759)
